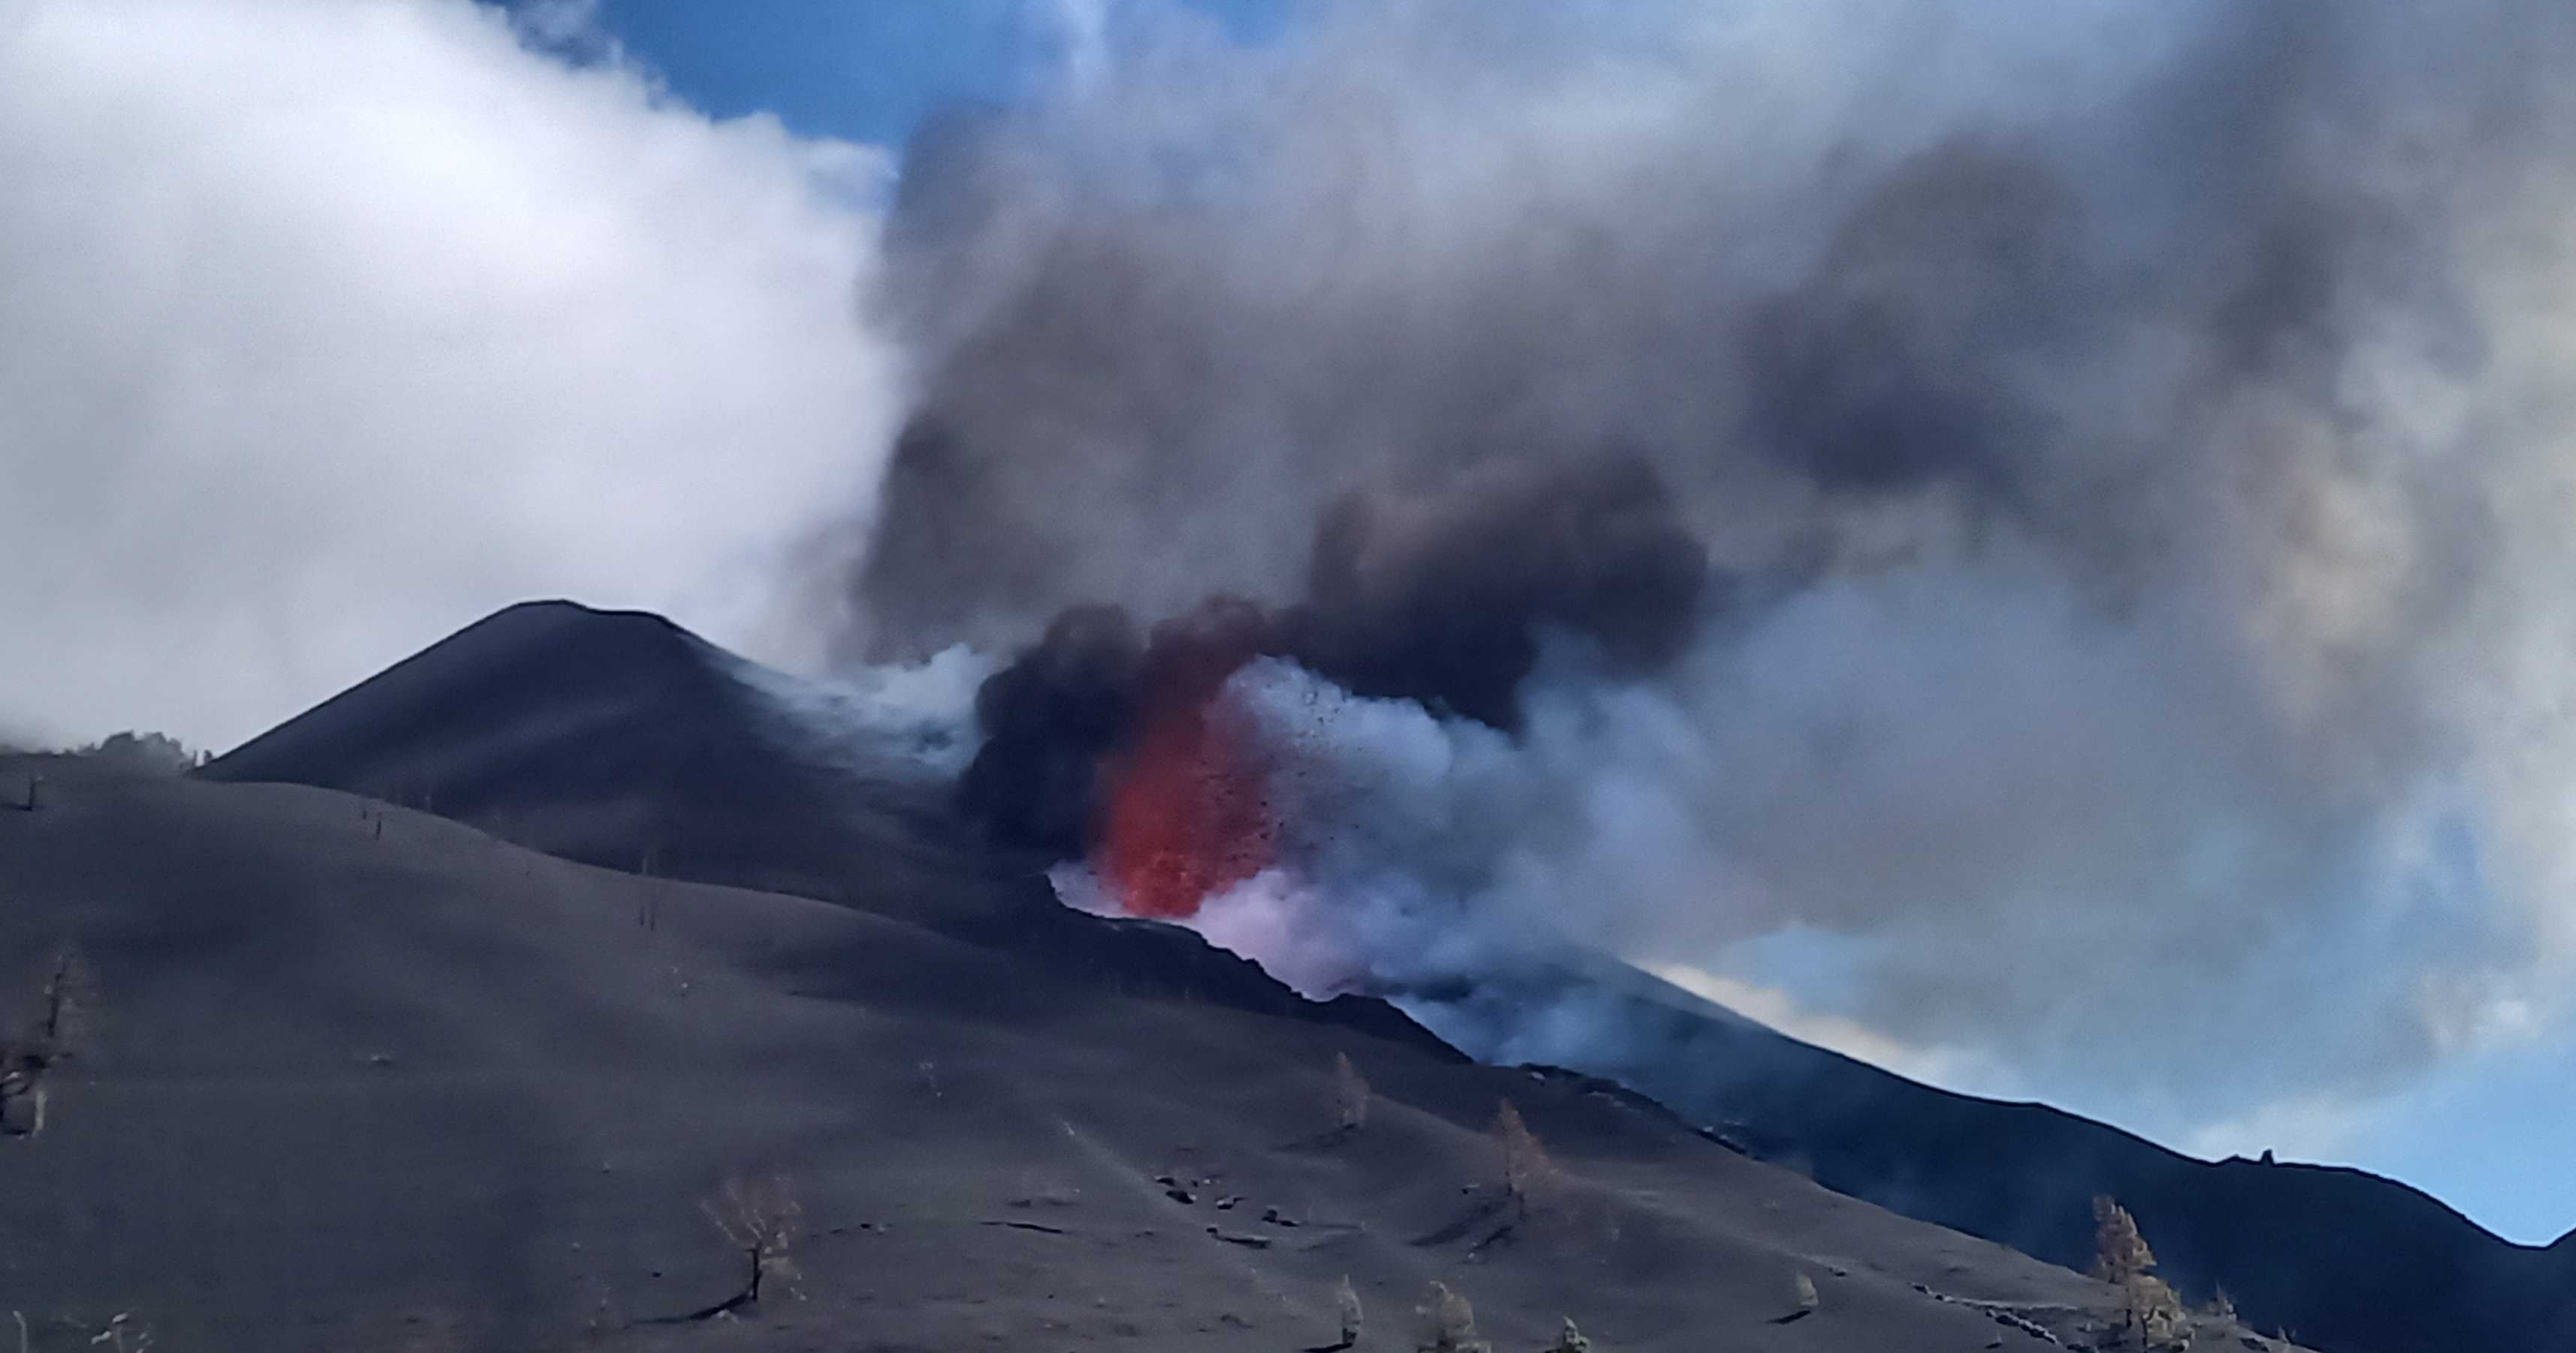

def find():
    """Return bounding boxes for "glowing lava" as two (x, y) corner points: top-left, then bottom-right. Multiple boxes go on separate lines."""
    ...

(1096, 686), (1274, 919)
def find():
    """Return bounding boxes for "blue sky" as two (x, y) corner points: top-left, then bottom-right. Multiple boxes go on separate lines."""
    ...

(516, 0), (2576, 1251)
(525, 0), (1293, 145)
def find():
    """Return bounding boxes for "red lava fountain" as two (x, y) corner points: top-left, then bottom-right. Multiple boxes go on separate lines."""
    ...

(1097, 686), (1274, 919)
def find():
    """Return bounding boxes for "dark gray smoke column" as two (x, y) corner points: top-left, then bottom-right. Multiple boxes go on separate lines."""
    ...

(956, 456), (1710, 856)
(832, 0), (2576, 1129)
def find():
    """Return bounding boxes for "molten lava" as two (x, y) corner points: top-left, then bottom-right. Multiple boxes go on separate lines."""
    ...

(1096, 686), (1274, 919)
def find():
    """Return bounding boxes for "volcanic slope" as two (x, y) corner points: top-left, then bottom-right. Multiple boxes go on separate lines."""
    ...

(0, 752), (2205, 1353)
(1414, 961), (2576, 1353)
(186, 601), (2549, 1351)
(198, 601), (1429, 1043)
(192, 598), (984, 930)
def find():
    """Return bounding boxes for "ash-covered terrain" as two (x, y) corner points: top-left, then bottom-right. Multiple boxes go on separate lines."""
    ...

(0, 598), (2326, 1352)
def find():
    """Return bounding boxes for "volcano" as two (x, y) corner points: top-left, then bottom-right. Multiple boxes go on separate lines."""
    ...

(0, 602), (2556, 1348)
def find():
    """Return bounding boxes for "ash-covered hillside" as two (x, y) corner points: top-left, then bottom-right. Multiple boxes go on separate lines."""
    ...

(171, 601), (2571, 1352)
(0, 604), (2209, 1352)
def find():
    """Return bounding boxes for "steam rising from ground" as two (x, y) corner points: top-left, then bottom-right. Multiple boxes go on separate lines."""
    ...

(833, 0), (2576, 1137)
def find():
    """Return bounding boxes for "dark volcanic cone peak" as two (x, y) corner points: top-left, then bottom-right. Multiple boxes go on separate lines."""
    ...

(957, 457), (1711, 876)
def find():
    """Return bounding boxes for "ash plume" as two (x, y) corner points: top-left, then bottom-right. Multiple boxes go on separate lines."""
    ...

(824, 0), (2576, 1135)
(960, 456), (1710, 855)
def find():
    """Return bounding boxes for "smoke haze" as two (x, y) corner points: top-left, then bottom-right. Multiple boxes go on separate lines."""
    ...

(827, 0), (2576, 1140)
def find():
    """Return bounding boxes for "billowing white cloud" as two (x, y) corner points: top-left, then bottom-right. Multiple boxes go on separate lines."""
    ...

(0, 0), (901, 750)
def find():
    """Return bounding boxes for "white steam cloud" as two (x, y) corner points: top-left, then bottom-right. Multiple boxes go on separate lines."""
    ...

(0, 0), (902, 751)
